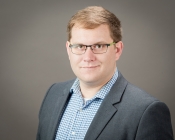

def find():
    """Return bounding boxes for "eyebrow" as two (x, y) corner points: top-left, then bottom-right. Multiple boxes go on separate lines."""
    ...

(71, 41), (109, 45)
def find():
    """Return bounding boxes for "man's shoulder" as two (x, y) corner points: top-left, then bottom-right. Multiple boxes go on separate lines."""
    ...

(125, 82), (158, 103)
(126, 82), (156, 98)
(50, 79), (75, 91)
(40, 79), (75, 109)
(116, 72), (160, 107)
(44, 79), (75, 98)
(112, 75), (168, 119)
(120, 81), (163, 114)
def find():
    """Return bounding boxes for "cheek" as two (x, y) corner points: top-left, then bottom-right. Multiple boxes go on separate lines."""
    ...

(104, 51), (116, 60)
(109, 49), (117, 59)
(69, 54), (82, 66)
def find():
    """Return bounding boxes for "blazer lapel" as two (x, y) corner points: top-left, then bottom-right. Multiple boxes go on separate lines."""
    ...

(84, 72), (128, 140)
(46, 81), (74, 140)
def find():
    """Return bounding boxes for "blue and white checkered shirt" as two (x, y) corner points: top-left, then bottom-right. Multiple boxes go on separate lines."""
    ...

(55, 69), (118, 140)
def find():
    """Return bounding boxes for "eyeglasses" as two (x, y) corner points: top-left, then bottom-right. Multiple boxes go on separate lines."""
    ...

(69, 42), (116, 55)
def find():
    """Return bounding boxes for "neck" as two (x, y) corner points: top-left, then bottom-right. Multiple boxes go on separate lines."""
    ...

(79, 68), (116, 98)
(80, 83), (102, 98)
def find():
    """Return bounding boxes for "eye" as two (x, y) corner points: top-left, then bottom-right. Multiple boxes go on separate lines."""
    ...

(78, 45), (85, 49)
(94, 44), (103, 49)
(72, 44), (85, 49)
(74, 44), (86, 50)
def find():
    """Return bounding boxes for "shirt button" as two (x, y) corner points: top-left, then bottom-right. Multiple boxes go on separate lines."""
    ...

(72, 131), (75, 135)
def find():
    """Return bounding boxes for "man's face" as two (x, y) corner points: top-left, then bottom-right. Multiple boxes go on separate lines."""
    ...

(66, 24), (123, 86)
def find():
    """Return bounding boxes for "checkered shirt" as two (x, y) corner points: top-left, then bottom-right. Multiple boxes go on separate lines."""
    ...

(55, 69), (118, 140)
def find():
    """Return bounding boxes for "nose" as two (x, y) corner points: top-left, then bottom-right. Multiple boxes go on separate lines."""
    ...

(83, 47), (96, 62)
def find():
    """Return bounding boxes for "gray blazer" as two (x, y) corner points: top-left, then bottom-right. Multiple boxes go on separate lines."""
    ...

(37, 72), (174, 140)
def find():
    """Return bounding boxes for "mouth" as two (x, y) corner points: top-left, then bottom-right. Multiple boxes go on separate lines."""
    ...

(81, 65), (99, 68)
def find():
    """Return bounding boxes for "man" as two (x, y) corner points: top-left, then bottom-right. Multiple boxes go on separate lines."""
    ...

(37, 6), (174, 140)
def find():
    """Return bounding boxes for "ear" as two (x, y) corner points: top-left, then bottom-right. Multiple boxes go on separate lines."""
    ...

(66, 41), (71, 60)
(115, 41), (124, 61)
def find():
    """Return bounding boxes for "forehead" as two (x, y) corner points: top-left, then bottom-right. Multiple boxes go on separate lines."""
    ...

(70, 24), (113, 44)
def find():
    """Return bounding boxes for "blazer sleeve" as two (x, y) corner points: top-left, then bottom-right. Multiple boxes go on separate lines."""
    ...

(135, 101), (174, 140)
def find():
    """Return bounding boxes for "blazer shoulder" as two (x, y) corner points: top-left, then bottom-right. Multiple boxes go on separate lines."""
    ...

(116, 73), (171, 120)
(45, 79), (75, 96)
(111, 72), (158, 106)
(38, 79), (75, 118)
(51, 79), (75, 91)
(125, 82), (158, 104)
(116, 81), (163, 118)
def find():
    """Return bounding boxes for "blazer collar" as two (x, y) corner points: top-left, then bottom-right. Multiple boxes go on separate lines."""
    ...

(84, 71), (128, 140)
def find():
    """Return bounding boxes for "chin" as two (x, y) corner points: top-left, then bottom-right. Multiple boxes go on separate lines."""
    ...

(79, 76), (99, 84)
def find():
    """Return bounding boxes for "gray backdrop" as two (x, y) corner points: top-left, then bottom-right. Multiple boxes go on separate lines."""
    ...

(0, 0), (174, 139)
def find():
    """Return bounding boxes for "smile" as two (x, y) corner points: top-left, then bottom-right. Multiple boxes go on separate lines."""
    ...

(81, 65), (99, 68)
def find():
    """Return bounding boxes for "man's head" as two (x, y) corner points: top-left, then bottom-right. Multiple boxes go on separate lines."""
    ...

(66, 6), (123, 88)
(67, 6), (122, 43)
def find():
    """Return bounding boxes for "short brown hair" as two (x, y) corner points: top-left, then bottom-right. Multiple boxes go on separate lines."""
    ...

(67, 6), (122, 42)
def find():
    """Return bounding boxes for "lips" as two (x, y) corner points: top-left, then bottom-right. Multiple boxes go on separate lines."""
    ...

(81, 65), (99, 68)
